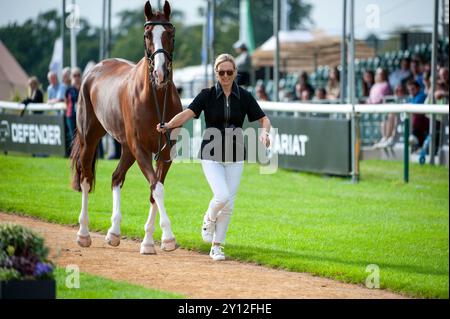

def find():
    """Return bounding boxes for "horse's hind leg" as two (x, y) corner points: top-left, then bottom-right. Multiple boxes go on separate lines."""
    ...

(75, 83), (106, 247)
(105, 144), (135, 247)
(77, 132), (103, 247)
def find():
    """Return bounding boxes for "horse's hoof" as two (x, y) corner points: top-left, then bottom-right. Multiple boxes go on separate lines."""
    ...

(105, 232), (121, 247)
(77, 235), (92, 248)
(161, 238), (178, 252)
(140, 243), (157, 255)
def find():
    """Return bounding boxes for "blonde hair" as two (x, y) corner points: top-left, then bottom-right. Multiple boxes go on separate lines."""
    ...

(214, 54), (236, 72)
(28, 76), (40, 97)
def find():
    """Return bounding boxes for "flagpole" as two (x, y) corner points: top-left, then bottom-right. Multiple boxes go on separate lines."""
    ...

(100, 0), (106, 61)
(273, 0), (280, 102)
(203, 0), (209, 88)
(107, 0), (112, 58)
(349, 0), (359, 183)
(210, 0), (216, 83)
(70, 0), (77, 68)
(61, 0), (66, 71)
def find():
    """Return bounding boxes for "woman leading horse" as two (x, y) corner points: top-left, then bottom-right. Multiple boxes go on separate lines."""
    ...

(157, 54), (272, 261)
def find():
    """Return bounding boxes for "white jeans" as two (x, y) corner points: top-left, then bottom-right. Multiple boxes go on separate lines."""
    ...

(201, 160), (244, 244)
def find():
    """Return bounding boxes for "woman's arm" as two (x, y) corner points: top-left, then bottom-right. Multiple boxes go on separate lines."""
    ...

(258, 116), (271, 148)
(156, 108), (196, 133)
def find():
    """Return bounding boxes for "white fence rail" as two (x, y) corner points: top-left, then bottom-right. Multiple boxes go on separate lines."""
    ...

(1, 100), (448, 115)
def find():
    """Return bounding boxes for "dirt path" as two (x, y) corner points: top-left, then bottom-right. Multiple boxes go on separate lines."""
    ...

(0, 213), (408, 299)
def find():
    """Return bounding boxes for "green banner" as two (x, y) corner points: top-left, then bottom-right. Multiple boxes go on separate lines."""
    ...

(244, 116), (351, 176)
(181, 115), (351, 176)
(0, 114), (66, 156)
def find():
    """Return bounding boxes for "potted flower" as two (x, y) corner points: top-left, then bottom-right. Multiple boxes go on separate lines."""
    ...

(0, 223), (55, 299)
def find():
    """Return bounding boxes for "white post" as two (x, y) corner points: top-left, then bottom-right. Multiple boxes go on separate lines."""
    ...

(349, 0), (359, 183)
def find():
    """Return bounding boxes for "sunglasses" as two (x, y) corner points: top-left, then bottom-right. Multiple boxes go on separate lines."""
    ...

(217, 70), (235, 77)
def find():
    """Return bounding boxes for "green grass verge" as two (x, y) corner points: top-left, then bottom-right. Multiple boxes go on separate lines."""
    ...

(0, 155), (448, 298)
(55, 267), (183, 299)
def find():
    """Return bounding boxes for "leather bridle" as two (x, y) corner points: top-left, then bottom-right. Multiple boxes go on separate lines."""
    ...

(143, 20), (176, 162)
(144, 21), (175, 81)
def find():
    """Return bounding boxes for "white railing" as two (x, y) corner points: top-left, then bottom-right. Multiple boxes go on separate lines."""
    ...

(0, 101), (66, 112)
(180, 99), (449, 115)
(1, 100), (448, 115)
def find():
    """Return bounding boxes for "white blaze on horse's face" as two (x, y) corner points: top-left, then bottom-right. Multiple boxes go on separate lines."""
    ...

(152, 25), (166, 86)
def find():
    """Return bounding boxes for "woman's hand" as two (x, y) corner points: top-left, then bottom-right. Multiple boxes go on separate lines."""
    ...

(259, 131), (270, 148)
(156, 122), (169, 133)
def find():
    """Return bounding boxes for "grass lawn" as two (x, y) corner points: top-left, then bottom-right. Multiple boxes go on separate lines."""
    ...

(0, 154), (448, 298)
(55, 267), (183, 299)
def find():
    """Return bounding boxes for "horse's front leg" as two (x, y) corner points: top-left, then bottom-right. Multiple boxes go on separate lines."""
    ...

(134, 148), (177, 252)
(140, 200), (157, 254)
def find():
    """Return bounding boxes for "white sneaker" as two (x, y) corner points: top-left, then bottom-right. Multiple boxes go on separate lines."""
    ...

(201, 214), (215, 243)
(210, 245), (225, 261)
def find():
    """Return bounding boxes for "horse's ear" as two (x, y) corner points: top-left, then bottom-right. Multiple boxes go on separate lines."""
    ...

(144, 1), (153, 21)
(163, 1), (171, 20)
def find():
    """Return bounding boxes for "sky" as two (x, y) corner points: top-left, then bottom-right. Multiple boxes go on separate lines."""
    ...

(0, 0), (440, 39)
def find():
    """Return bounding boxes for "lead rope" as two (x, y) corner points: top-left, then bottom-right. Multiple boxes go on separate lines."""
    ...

(150, 78), (173, 163)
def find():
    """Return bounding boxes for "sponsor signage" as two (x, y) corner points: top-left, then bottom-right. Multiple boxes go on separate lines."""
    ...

(0, 114), (66, 156)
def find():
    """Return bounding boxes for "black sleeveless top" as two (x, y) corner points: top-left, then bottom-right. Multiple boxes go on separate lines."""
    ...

(188, 82), (266, 162)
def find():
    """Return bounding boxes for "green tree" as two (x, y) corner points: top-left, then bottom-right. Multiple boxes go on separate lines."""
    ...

(0, 10), (100, 87)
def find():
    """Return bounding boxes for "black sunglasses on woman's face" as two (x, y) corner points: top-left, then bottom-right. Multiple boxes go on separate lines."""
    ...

(217, 70), (234, 77)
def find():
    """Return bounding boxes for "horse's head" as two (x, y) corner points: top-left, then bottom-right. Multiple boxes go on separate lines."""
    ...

(144, 0), (175, 88)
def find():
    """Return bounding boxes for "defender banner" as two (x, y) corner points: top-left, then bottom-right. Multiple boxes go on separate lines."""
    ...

(0, 114), (66, 156)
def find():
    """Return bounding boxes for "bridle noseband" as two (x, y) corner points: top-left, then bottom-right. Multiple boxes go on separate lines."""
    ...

(143, 20), (176, 163)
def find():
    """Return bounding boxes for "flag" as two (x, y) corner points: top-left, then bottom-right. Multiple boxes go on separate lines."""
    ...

(238, 0), (255, 53)
(49, 37), (63, 78)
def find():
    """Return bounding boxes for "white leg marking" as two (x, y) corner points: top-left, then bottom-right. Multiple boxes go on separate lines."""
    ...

(143, 202), (157, 246)
(77, 178), (90, 237)
(108, 185), (122, 235)
(152, 182), (175, 241)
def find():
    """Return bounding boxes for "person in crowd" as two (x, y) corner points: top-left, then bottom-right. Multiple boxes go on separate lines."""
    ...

(292, 71), (314, 100)
(255, 82), (270, 101)
(438, 66), (449, 86)
(373, 83), (407, 149)
(435, 80), (449, 104)
(21, 76), (44, 116)
(314, 87), (327, 101)
(233, 42), (251, 87)
(422, 71), (434, 104)
(367, 68), (392, 104)
(47, 71), (66, 103)
(64, 67), (82, 156)
(62, 67), (71, 89)
(361, 70), (375, 98)
(326, 67), (340, 100)
(156, 53), (271, 261)
(410, 58), (424, 90)
(389, 57), (411, 89)
(301, 89), (312, 101)
(407, 79), (428, 149)
(394, 83), (408, 103)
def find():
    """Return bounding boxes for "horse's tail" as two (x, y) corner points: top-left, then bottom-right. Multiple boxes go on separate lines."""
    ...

(70, 82), (99, 193)
(70, 131), (82, 192)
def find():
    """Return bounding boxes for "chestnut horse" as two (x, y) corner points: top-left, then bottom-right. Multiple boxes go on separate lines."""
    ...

(70, 1), (182, 254)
